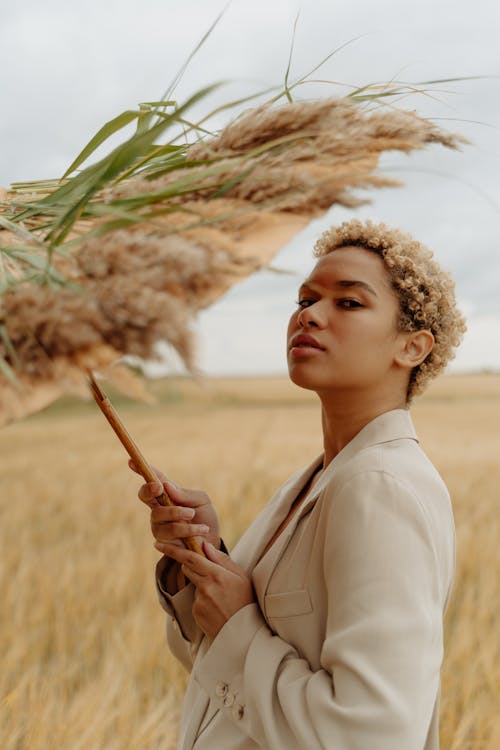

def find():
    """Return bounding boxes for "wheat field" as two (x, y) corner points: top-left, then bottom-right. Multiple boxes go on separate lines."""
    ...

(1, 373), (499, 749)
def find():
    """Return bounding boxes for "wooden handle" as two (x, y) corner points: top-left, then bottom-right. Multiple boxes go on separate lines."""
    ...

(87, 371), (204, 556)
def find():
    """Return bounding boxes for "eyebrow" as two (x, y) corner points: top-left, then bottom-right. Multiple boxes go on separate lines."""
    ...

(300, 279), (378, 298)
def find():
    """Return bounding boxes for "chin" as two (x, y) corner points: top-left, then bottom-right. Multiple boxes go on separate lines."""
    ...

(287, 364), (322, 392)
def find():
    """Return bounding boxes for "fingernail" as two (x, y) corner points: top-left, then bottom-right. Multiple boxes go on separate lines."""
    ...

(154, 541), (164, 552)
(151, 482), (162, 495)
(179, 508), (195, 519)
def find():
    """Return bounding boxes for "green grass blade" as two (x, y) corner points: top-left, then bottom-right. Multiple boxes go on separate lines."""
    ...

(7, 178), (65, 193)
(84, 201), (170, 228)
(62, 109), (143, 179)
(283, 12), (300, 103)
(271, 32), (369, 104)
(105, 83), (223, 184)
(0, 354), (18, 385)
(0, 251), (7, 291)
(113, 144), (185, 184)
(210, 164), (255, 198)
(137, 100), (178, 108)
(417, 75), (492, 85)
(135, 103), (157, 137)
(0, 214), (44, 246)
(7, 248), (66, 283)
(135, 100), (177, 135)
(186, 85), (277, 131)
(45, 84), (223, 245)
(161, 2), (230, 103)
(14, 85), (220, 233)
(0, 324), (20, 368)
(12, 159), (113, 225)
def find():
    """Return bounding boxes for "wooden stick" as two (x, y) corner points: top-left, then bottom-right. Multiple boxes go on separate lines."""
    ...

(87, 370), (204, 556)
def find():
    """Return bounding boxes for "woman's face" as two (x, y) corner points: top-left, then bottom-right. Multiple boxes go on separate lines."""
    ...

(287, 246), (406, 396)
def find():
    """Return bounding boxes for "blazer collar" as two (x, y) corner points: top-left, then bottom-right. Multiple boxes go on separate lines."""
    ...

(312, 407), (418, 498)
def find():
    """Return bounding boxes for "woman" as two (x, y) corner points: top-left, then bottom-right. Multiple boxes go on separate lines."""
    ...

(132, 219), (466, 750)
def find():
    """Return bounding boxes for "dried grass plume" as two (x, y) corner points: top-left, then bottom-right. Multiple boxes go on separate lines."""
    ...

(0, 96), (467, 424)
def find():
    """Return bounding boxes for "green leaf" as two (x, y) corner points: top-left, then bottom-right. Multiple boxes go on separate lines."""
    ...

(161, 4), (229, 103)
(40, 83), (223, 245)
(0, 353), (17, 385)
(7, 248), (66, 283)
(62, 109), (143, 179)
(4, 178), (65, 194)
(137, 100), (177, 108)
(0, 214), (44, 246)
(0, 324), (19, 368)
(111, 143), (185, 184)
(283, 12), (300, 103)
(135, 100), (177, 135)
(270, 32), (369, 104)
(135, 103), (156, 137)
(210, 164), (255, 198)
(0, 251), (7, 291)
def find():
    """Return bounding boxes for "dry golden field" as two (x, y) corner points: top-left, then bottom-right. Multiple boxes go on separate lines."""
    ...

(1, 373), (499, 749)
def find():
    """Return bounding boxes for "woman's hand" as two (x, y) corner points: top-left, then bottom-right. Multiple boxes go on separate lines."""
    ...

(156, 540), (255, 640)
(129, 460), (221, 551)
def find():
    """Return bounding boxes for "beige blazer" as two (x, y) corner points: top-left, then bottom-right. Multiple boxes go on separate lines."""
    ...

(156, 408), (455, 750)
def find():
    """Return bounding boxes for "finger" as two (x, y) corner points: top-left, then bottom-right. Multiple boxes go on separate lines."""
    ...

(152, 521), (210, 542)
(180, 565), (205, 586)
(138, 481), (164, 505)
(150, 505), (195, 524)
(202, 541), (245, 575)
(162, 481), (210, 510)
(129, 460), (169, 487)
(155, 542), (200, 565)
(155, 542), (216, 574)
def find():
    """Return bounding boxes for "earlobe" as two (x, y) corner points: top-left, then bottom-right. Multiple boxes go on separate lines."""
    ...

(394, 330), (434, 369)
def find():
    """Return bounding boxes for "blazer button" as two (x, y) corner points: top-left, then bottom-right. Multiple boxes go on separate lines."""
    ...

(232, 703), (244, 721)
(223, 692), (235, 707)
(215, 681), (229, 698)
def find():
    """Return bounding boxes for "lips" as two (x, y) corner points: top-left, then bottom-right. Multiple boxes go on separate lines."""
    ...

(289, 333), (325, 351)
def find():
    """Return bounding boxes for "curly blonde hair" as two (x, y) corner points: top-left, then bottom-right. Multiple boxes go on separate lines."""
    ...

(314, 219), (467, 402)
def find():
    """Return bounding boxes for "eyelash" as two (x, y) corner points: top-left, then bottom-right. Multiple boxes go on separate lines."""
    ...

(296, 298), (363, 310)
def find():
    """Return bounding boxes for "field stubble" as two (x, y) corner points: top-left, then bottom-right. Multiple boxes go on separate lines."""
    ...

(1, 373), (499, 749)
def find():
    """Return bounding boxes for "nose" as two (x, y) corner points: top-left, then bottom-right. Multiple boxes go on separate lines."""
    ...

(297, 301), (327, 329)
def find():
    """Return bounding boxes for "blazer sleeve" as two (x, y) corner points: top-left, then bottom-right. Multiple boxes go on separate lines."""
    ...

(156, 556), (203, 673)
(193, 470), (447, 750)
(155, 539), (232, 673)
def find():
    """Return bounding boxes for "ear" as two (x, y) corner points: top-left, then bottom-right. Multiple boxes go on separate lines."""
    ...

(394, 329), (435, 370)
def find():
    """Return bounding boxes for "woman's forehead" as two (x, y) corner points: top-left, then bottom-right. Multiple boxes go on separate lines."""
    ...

(306, 246), (390, 289)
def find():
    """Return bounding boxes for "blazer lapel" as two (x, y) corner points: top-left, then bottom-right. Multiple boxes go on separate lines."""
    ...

(251, 460), (324, 605)
(250, 409), (419, 603)
(231, 455), (324, 573)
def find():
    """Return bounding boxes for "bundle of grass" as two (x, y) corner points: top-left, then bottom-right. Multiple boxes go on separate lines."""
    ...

(0, 83), (466, 425)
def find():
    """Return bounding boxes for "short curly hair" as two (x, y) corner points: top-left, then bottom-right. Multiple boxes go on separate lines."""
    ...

(314, 219), (467, 402)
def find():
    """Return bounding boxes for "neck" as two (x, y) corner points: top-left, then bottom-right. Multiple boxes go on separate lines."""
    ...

(319, 388), (407, 467)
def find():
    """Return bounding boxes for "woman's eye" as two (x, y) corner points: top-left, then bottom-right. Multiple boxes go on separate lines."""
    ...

(338, 299), (363, 309)
(296, 298), (316, 309)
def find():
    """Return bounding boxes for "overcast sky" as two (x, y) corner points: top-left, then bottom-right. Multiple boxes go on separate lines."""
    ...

(1, 0), (499, 376)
